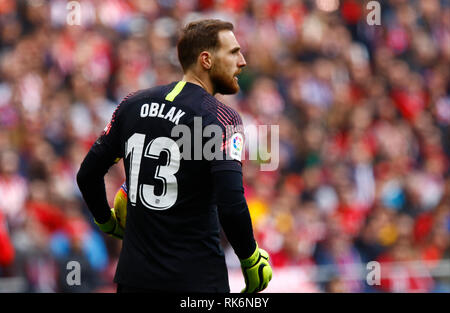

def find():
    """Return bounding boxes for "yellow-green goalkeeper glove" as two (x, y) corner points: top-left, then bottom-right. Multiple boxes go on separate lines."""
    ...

(240, 244), (272, 293)
(95, 208), (124, 240)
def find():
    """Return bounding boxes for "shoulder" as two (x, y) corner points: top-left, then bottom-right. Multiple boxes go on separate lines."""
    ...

(115, 83), (177, 115)
(201, 94), (243, 128)
(120, 84), (176, 105)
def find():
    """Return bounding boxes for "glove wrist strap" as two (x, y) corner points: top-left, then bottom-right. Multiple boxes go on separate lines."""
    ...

(240, 243), (260, 268)
(95, 210), (115, 233)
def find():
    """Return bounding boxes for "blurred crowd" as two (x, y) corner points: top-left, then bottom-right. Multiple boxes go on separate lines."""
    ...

(0, 0), (449, 292)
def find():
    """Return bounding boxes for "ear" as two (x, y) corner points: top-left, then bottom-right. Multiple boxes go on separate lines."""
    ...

(199, 51), (212, 70)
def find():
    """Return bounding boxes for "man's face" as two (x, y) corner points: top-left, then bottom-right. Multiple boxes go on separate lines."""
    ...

(210, 30), (246, 95)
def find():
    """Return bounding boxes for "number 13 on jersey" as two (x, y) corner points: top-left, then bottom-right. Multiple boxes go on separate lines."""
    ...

(125, 133), (180, 210)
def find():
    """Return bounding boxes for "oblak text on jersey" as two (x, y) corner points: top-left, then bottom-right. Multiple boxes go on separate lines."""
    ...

(140, 102), (186, 125)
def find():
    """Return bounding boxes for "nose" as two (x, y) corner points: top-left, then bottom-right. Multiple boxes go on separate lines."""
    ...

(238, 52), (247, 68)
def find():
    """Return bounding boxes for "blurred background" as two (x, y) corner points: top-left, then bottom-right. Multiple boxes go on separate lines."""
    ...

(0, 0), (449, 293)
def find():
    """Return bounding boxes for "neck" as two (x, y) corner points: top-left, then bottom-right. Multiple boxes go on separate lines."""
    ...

(182, 71), (215, 95)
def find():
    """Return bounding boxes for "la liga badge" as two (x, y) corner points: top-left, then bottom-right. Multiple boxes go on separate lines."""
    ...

(229, 133), (243, 161)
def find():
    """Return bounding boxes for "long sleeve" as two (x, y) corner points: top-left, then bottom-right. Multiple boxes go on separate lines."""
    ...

(213, 169), (256, 260)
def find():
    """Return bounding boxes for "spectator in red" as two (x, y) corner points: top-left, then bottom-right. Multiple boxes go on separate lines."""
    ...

(0, 210), (14, 269)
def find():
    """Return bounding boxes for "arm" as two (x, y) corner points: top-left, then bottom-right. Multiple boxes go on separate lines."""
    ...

(208, 105), (272, 292)
(76, 141), (124, 240)
(213, 168), (272, 293)
(76, 97), (128, 238)
(76, 146), (115, 224)
(213, 169), (256, 259)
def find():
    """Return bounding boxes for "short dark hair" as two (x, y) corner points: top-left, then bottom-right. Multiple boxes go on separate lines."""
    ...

(177, 19), (234, 72)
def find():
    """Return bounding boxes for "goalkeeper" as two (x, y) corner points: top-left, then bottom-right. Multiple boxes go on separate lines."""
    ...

(76, 19), (272, 293)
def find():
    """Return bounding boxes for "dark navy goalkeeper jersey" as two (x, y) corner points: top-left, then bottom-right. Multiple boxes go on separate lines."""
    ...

(92, 81), (245, 292)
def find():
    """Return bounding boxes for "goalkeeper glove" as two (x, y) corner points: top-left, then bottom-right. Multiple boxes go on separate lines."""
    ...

(240, 244), (272, 293)
(95, 208), (124, 240)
